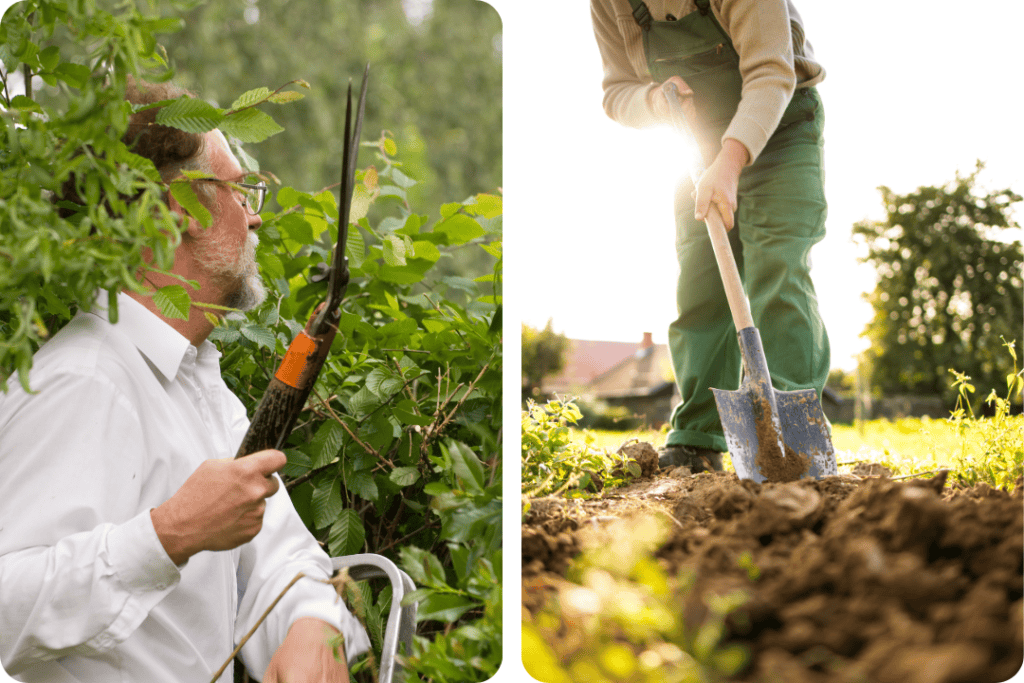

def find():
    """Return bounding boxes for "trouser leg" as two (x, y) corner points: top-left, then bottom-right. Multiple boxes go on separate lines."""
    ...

(739, 98), (831, 397)
(665, 90), (830, 451)
(665, 177), (739, 454)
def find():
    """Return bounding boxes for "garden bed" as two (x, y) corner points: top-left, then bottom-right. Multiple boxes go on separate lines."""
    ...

(522, 448), (1024, 683)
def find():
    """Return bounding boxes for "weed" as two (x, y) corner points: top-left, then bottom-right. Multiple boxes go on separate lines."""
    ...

(948, 338), (1024, 490)
(521, 398), (639, 507)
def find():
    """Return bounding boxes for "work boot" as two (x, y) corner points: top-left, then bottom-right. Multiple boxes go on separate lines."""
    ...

(657, 444), (723, 473)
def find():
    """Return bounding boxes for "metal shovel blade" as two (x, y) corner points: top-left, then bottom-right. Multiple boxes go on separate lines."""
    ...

(711, 328), (837, 483)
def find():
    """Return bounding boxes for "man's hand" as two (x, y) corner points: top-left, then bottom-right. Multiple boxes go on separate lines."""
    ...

(693, 138), (750, 231)
(264, 618), (349, 683)
(150, 449), (287, 565)
(649, 75), (697, 125)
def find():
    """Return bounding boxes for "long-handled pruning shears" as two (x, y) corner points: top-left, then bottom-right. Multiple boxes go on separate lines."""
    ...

(235, 64), (370, 459)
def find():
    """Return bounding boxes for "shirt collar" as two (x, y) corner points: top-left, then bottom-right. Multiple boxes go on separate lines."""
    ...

(88, 291), (218, 382)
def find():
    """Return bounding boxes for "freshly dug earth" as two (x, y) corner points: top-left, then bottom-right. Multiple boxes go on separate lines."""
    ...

(522, 451), (1024, 683)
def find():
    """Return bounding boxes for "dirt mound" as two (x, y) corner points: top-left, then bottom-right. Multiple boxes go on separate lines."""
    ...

(522, 460), (1024, 683)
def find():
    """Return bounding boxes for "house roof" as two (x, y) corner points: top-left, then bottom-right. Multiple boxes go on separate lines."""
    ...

(541, 333), (676, 398)
(541, 338), (640, 394)
(589, 344), (676, 398)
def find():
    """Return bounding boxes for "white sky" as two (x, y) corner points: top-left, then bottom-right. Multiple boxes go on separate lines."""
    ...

(503, 0), (1023, 371)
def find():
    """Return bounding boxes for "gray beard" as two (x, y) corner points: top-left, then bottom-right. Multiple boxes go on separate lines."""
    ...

(200, 230), (266, 312)
(223, 231), (266, 311)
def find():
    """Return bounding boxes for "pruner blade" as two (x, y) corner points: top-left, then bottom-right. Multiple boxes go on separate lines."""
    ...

(312, 62), (369, 336)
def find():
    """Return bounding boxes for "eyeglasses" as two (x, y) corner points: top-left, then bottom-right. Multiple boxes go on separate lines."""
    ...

(234, 181), (267, 215)
(197, 178), (268, 215)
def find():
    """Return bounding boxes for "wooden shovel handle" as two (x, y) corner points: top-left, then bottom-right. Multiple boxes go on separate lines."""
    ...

(703, 205), (755, 331)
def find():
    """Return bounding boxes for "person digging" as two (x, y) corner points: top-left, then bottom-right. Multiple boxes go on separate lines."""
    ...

(591, 0), (832, 473)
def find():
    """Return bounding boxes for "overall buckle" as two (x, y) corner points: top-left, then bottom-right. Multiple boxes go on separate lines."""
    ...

(631, 2), (653, 30)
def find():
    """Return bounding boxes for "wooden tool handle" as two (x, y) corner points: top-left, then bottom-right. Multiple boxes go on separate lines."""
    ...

(703, 205), (755, 331)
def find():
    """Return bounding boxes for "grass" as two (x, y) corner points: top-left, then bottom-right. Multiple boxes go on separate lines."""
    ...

(574, 416), (968, 478)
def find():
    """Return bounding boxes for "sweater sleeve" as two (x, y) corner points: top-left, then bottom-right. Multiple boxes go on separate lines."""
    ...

(591, 0), (662, 129)
(0, 372), (181, 676)
(716, 0), (797, 162)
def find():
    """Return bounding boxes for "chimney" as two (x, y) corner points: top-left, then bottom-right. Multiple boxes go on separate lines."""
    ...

(641, 332), (653, 350)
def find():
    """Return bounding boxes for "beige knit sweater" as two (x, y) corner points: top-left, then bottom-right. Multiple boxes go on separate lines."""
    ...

(591, 0), (824, 164)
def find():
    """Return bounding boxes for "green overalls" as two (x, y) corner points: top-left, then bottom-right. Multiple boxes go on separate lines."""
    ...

(628, 0), (831, 453)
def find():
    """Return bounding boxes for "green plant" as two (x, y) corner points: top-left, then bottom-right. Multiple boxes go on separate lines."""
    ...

(521, 398), (639, 504)
(948, 338), (1024, 491)
(213, 139), (502, 680)
(522, 517), (749, 683)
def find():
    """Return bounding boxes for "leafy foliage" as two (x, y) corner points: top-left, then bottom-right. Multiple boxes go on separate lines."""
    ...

(948, 339), (1024, 491)
(521, 319), (569, 398)
(0, 0), (194, 389)
(523, 517), (749, 683)
(853, 164), (1022, 407)
(214, 139), (502, 681)
(522, 398), (639, 505)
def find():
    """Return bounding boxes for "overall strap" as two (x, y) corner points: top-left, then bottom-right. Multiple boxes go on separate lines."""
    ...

(694, 0), (711, 14)
(626, 0), (653, 30)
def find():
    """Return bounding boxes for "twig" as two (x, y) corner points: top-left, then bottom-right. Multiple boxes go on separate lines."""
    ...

(210, 572), (306, 683)
(420, 362), (491, 457)
(316, 386), (384, 460)
(375, 520), (440, 554)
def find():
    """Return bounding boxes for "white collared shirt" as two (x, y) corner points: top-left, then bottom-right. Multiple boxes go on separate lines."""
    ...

(0, 293), (369, 682)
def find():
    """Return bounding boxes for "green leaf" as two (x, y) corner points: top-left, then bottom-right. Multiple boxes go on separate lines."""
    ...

(277, 213), (315, 245)
(393, 400), (434, 427)
(447, 440), (486, 492)
(348, 471), (378, 501)
(52, 62), (90, 89)
(155, 97), (225, 133)
(465, 193), (503, 218)
(328, 509), (365, 556)
(411, 240), (441, 262)
(382, 235), (407, 266)
(240, 324), (277, 350)
(389, 467), (420, 487)
(276, 186), (301, 210)
(311, 420), (344, 468)
(219, 107), (284, 143)
(38, 45), (60, 71)
(9, 95), (41, 112)
(416, 594), (478, 623)
(268, 90), (305, 104)
(434, 214), (484, 245)
(153, 285), (190, 320)
(229, 87), (271, 111)
(312, 477), (342, 528)
(400, 546), (448, 588)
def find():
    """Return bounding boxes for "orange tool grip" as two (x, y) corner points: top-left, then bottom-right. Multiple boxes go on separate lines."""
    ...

(274, 331), (319, 389)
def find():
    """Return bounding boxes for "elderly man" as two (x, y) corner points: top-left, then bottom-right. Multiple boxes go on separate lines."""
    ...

(0, 80), (369, 682)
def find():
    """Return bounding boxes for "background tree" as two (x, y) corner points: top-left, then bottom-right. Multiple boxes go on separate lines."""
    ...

(522, 319), (569, 399)
(160, 0), (501, 281)
(853, 164), (1022, 408)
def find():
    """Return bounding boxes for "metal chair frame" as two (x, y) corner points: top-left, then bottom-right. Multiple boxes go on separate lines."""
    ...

(331, 554), (418, 683)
